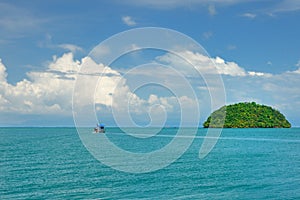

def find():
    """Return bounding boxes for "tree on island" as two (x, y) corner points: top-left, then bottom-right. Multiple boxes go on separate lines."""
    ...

(203, 102), (291, 128)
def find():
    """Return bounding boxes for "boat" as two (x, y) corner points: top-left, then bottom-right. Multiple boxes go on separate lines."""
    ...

(94, 123), (105, 133)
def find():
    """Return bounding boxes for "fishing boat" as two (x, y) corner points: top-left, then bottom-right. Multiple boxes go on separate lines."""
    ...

(94, 123), (105, 133)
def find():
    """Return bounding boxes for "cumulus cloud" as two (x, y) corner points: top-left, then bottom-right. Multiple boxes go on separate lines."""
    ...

(0, 53), (80, 115)
(156, 50), (278, 78)
(214, 56), (247, 76)
(0, 52), (200, 126)
(290, 67), (300, 74)
(157, 50), (247, 77)
(0, 53), (120, 119)
(0, 59), (7, 82)
(122, 16), (137, 26)
(1, 50), (300, 126)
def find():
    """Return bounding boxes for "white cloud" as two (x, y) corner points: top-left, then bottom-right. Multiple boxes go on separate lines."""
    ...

(223, 68), (300, 125)
(242, 13), (257, 19)
(214, 56), (247, 76)
(57, 44), (83, 53)
(120, 0), (300, 13)
(157, 51), (247, 77)
(156, 50), (279, 78)
(248, 71), (272, 77)
(0, 59), (8, 82)
(119, 0), (300, 17)
(90, 45), (110, 58)
(38, 34), (84, 53)
(290, 68), (300, 74)
(0, 53), (112, 117)
(0, 52), (201, 126)
(0, 53), (80, 115)
(120, 0), (255, 9)
(122, 16), (137, 26)
(284, 61), (300, 74)
(208, 4), (217, 16)
(1, 50), (300, 126)
(268, 0), (300, 14)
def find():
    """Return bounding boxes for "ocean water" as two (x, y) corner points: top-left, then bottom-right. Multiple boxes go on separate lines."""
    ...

(1, 127), (299, 199)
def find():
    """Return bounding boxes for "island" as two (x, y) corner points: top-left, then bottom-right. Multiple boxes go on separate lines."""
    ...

(203, 102), (291, 128)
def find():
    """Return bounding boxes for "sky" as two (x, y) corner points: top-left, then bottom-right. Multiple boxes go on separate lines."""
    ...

(0, 0), (300, 127)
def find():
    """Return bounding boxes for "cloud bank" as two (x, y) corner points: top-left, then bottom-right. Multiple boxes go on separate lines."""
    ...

(0, 51), (299, 126)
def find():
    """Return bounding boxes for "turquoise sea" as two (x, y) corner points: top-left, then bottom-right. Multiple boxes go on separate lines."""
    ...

(1, 127), (299, 199)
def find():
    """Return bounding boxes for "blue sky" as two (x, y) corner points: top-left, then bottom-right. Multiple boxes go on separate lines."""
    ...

(0, 0), (299, 126)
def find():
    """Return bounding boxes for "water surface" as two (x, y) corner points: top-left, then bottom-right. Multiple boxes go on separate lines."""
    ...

(1, 128), (299, 199)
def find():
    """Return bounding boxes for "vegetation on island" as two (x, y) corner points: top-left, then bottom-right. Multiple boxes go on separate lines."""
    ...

(203, 102), (291, 128)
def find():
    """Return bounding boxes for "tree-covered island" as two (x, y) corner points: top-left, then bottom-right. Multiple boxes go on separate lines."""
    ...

(203, 102), (291, 128)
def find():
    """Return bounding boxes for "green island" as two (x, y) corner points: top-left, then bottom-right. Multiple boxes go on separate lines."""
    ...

(203, 102), (291, 128)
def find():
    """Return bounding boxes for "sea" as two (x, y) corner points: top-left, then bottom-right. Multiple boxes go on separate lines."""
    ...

(1, 127), (299, 199)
